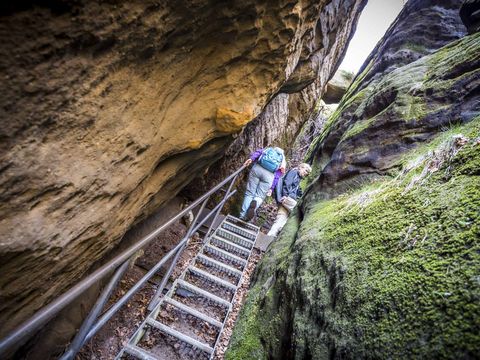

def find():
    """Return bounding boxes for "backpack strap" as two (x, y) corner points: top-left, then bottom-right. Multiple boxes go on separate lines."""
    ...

(275, 175), (284, 203)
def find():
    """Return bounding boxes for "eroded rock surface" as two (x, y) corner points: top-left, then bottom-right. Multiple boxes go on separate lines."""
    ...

(228, 1), (480, 359)
(185, 0), (365, 206)
(0, 0), (366, 346)
(460, 0), (480, 33)
(307, 0), (470, 199)
(353, 0), (467, 92)
(323, 69), (353, 104)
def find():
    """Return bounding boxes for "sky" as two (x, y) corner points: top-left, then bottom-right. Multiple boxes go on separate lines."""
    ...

(339, 0), (406, 73)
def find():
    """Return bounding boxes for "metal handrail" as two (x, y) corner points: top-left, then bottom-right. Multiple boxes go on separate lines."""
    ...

(82, 190), (237, 348)
(0, 165), (247, 356)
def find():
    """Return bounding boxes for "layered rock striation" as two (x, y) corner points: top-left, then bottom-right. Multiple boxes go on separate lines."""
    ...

(0, 0), (366, 344)
(228, 0), (480, 358)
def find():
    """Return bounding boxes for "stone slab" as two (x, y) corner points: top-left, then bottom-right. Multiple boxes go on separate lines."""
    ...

(254, 233), (276, 252)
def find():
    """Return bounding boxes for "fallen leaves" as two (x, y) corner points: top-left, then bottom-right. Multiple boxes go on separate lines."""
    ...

(213, 249), (263, 360)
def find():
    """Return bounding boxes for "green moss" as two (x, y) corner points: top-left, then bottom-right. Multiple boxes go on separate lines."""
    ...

(397, 115), (480, 170)
(339, 69), (355, 82)
(306, 59), (375, 160)
(228, 32), (480, 360)
(225, 285), (266, 360)
(343, 58), (374, 100)
(290, 117), (480, 358)
(341, 117), (375, 141)
(451, 142), (480, 176)
(426, 32), (480, 75)
(306, 87), (369, 159)
(422, 32), (480, 93)
(227, 117), (480, 359)
(310, 33), (479, 158)
(403, 94), (429, 121)
(226, 213), (301, 359)
(403, 41), (427, 54)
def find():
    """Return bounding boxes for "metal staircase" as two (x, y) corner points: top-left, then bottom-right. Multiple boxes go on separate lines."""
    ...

(116, 214), (259, 360)
(0, 166), (263, 360)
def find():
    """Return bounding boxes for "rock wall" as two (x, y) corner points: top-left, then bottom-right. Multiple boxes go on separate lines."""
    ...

(227, 1), (480, 358)
(185, 0), (365, 207)
(0, 0), (366, 344)
(323, 69), (353, 104)
(351, 0), (467, 94)
(306, 0), (470, 199)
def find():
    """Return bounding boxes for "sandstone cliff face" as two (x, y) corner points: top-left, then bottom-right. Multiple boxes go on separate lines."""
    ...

(0, 0), (366, 339)
(227, 1), (480, 358)
(186, 0), (364, 205)
(351, 0), (467, 94)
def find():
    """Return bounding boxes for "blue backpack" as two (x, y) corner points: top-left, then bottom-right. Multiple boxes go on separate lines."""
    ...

(259, 147), (283, 172)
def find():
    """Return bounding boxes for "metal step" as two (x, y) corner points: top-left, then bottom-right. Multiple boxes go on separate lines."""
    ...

(196, 253), (243, 278)
(210, 236), (251, 258)
(187, 266), (237, 292)
(217, 226), (256, 243)
(221, 222), (257, 241)
(225, 214), (259, 232)
(215, 228), (254, 249)
(146, 318), (214, 355)
(176, 279), (231, 309)
(203, 244), (247, 268)
(162, 297), (223, 328)
(123, 344), (159, 360)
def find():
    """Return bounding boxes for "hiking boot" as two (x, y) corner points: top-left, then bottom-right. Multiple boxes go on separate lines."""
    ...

(246, 200), (257, 221)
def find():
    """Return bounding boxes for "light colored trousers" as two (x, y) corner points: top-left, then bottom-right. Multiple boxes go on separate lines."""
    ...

(267, 205), (289, 236)
(240, 163), (275, 218)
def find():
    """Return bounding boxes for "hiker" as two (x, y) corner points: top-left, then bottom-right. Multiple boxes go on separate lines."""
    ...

(267, 163), (312, 237)
(239, 147), (286, 221)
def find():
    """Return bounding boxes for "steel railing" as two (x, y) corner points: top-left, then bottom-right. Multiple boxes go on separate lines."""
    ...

(0, 165), (247, 358)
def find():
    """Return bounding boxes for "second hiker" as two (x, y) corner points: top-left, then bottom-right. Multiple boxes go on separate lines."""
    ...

(267, 163), (312, 237)
(239, 147), (286, 221)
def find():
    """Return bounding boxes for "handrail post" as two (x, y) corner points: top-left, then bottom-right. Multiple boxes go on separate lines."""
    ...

(60, 260), (130, 360)
(147, 197), (210, 311)
(203, 174), (238, 240)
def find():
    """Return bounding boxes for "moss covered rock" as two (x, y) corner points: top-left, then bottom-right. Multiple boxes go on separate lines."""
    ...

(227, 116), (480, 360)
(306, 31), (479, 201)
(227, 3), (479, 358)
